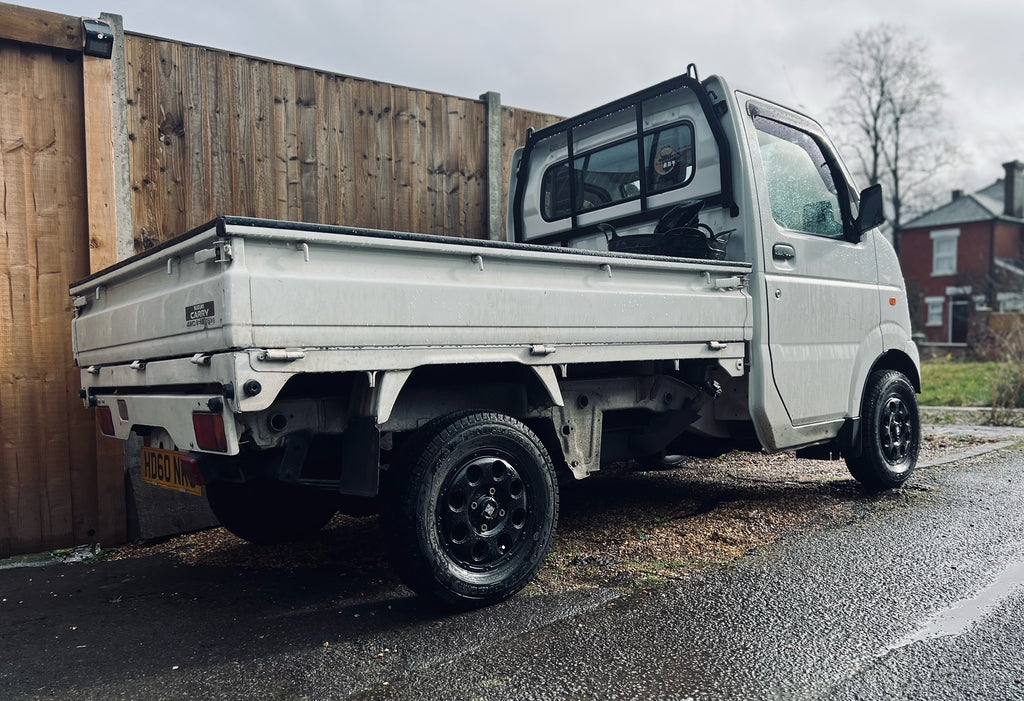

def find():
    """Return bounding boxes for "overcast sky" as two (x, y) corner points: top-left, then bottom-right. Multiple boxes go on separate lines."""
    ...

(30, 0), (1024, 199)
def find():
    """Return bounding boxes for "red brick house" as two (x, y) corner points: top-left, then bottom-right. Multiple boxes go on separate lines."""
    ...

(898, 161), (1024, 350)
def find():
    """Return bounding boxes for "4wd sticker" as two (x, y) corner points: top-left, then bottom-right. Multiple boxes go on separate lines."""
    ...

(186, 301), (216, 328)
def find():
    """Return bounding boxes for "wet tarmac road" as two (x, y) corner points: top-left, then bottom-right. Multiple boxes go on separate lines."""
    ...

(2, 443), (1024, 700)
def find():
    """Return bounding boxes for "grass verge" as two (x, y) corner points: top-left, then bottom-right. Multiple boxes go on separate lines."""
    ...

(919, 360), (993, 407)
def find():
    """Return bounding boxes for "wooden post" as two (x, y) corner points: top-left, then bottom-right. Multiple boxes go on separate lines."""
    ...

(83, 54), (118, 273)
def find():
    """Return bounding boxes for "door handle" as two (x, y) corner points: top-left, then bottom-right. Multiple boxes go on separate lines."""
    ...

(773, 243), (796, 260)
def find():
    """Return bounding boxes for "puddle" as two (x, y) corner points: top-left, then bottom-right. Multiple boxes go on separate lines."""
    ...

(886, 558), (1024, 652)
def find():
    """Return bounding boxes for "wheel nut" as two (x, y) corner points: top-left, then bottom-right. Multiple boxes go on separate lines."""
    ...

(471, 502), (478, 510)
(480, 524), (488, 532)
(489, 488), (496, 495)
(499, 509), (506, 517)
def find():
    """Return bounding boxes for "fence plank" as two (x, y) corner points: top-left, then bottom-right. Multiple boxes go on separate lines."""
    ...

(125, 34), (159, 249)
(251, 57), (274, 219)
(0, 44), (44, 551)
(231, 55), (254, 216)
(183, 44), (211, 228)
(47, 50), (89, 544)
(319, 72), (340, 225)
(296, 67), (318, 223)
(0, 2), (81, 50)
(207, 50), (233, 223)
(155, 39), (187, 240)
(271, 62), (299, 221)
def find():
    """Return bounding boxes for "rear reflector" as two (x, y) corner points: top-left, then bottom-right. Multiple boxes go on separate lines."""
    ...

(192, 411), (228, 452)
(97, 406), (115, 436)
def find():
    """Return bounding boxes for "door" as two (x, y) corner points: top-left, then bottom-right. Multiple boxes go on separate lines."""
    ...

(747, 103), (881, 426)
(950, 298), (969, 343)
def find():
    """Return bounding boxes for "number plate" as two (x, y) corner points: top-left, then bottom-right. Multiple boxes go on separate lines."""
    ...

(140, 446), (202, 496)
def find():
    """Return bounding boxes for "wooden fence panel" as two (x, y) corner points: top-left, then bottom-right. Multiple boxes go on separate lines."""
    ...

(0, 37), (122, 555)
(123, 35), (512, 246)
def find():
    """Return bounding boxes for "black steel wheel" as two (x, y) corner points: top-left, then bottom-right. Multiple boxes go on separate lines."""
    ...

(382, 411), (558, 608)
(205, 480), (337, 545)
(845, 370), (920, 489)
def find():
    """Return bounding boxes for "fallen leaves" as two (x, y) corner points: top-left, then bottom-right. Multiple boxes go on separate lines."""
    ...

(97, 432), (1000, 599)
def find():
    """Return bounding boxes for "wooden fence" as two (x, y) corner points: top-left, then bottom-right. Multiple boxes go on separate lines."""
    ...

(121, 33), (561, 249)
(0, 2), (561, 555)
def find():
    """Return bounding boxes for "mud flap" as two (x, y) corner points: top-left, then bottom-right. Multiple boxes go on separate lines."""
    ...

(340, 417), (381, 497)
(837, 417), (862, 459)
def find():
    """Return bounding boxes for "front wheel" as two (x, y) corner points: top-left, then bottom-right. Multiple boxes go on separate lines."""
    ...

(845, 370), (920, 489)
(382, 411), (558, 608)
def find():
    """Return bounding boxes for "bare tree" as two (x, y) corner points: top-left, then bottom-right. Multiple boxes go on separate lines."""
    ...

(830, 25), (956, 254)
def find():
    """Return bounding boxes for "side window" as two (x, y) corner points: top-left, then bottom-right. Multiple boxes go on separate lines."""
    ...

(645, 124), (695, 194)
(754, 115), (846, 238)
(541, 163), (572, 221)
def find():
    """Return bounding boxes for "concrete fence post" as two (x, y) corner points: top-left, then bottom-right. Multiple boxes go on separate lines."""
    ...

(100, 12), (134, 261)
(481, 91), (504, 241)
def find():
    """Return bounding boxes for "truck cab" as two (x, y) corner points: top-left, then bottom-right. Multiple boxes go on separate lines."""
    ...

(508, 66), (919, 466)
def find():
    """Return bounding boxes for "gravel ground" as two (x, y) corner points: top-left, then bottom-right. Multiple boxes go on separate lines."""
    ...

(101, 427), (1022, 597)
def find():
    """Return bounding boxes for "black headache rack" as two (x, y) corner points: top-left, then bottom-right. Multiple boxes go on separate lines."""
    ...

(510, 65), (739, 247)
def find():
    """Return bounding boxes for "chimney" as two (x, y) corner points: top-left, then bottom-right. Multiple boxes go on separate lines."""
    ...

(952, 189), (964, 201)
(1003, 160), (1024, 218)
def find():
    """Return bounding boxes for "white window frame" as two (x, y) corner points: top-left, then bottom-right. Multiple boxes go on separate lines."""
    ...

(925, 296), (944, 327)
(997, 291), (1024, 313)
(930, 228), (960, 276)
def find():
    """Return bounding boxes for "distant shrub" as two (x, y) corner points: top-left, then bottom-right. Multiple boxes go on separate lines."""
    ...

(988, 325), (1024, 425)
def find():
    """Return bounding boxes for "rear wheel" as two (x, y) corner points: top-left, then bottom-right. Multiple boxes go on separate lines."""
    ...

(382, 411), (558, 608)
(845, 370), (920, 489)
(205, 480), (337, 544)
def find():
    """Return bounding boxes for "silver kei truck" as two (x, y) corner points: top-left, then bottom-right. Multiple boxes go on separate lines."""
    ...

(71, 66), (920, 608)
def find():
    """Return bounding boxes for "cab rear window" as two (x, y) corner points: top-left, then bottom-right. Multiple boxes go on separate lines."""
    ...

(541, 121), (695, 221)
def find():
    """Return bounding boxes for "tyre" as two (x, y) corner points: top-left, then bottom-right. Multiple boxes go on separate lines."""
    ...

(205, 480), (337, 545)
(845, 370), (920, 489)
(382, 411), (558, 608)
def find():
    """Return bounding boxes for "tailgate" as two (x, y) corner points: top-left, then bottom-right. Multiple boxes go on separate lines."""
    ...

(70, 222), (252, 366)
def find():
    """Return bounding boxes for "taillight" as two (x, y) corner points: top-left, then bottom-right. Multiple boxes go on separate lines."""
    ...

(97, 406), (115, 436)
(192, 411), (227, 452)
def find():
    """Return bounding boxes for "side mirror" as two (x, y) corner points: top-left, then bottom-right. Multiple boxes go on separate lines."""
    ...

(854, 183), (885, 237)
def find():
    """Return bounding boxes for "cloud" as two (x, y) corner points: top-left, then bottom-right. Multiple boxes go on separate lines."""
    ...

(29, 0), (1024, 191)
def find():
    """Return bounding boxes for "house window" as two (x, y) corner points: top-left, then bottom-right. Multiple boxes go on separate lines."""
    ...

(930, 229), (959, 276)
(997, 292), (1024, 312)
(925, 296), (944, 327)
